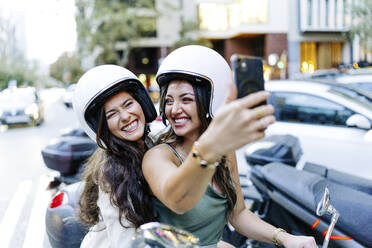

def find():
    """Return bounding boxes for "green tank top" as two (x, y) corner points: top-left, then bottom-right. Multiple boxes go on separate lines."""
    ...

(152, 144), (228, 246)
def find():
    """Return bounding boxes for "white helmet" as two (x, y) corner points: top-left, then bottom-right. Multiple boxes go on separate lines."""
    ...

(156, 45), (232, 118)
(73, 64), (157, 143)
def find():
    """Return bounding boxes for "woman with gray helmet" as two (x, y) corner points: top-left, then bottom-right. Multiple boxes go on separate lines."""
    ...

(142, 45), (317, 248)
(72, 64), (158, 247)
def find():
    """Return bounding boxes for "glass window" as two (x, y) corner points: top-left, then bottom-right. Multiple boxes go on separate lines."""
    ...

(325, 0), (329, 26)
(300, 42), (317, 73)
(272, 92), (355, 126)
(335, 0), (338, 26)
(123, 0), (155, 8)
(351, 83), (372, 93)
(137, 17), (157, 37)
(308, 0), (313, 26)
(343, 0), (350, 26)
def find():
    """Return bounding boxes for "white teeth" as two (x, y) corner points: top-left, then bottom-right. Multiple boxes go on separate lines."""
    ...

(123, 120), (137, 131)
(174, 118), (188, 124)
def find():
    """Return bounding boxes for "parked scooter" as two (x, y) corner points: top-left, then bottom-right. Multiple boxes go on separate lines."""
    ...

(42, 128), (97, 190)
(223, 134), (372, 248)
(42, 128), (97, 247)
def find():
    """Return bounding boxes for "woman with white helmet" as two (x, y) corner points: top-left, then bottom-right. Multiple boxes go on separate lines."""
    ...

(72, 64), (157, 247)
(142, 45), (317, 248)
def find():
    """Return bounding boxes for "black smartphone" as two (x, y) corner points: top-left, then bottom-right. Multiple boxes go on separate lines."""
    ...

(230, 54), (266, 105)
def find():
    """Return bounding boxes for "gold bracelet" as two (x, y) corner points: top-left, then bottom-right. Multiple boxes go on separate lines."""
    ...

(191, 141), (219, 169)
(272, 228), (286, 246)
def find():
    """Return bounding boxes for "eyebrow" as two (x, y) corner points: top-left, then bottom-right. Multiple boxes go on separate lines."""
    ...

(166, 92), (195, 98)
(105, 98), (131, 115)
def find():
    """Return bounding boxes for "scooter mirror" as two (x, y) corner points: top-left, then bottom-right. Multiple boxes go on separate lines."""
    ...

(129, 222), (200, 248)
(316, 187), (340, 248)
(316, 187), (330, 216)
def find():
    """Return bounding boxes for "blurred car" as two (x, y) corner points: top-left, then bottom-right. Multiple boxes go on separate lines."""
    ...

(334, 72), (372, 93)
(62, 84), (76, 108)
(303, 68), (372, 95)
(264, 80), (372, 179)
(0, 87), (44, 126)
(299, 69), (340, 80)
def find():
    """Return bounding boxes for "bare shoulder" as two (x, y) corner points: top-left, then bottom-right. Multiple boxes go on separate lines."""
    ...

(144, 143), (171, 159)
(143, 143), (177, 168)
(142, 143), (180, 183)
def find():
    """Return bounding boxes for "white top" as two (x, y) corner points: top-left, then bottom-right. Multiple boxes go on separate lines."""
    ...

(80, 189), (136, 248)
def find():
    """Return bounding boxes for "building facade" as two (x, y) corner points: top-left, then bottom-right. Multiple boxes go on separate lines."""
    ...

(118, 0), (290, 80)
(190, 0), (289, 79)
(83, 0), (368, 82)
(125, 0), (182, 76)
(288, 0), (353, 78)
(79, 0), (182, 75)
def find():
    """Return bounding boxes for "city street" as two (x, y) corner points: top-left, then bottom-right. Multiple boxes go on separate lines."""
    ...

(0, 89), (78, 248)
(1, 0), (372, 246)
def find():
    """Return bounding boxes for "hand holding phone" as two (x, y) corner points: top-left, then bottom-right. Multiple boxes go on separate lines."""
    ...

(230, 54), (266, 106)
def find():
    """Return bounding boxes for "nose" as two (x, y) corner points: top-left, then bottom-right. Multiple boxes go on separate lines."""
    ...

(171, 101), (182, 115)
(119, 110), (131, 122)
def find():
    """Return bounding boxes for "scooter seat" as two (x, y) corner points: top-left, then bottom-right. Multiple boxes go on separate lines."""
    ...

(303, 162), (372, 195)
(259, 162), (372, 247)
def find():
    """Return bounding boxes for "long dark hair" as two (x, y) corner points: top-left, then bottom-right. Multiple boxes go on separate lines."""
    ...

(157, 81), (237, 217)
(79, 92), (156, 228)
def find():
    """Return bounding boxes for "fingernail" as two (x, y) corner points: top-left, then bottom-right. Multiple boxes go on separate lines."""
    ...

(263, 91), (271, 97)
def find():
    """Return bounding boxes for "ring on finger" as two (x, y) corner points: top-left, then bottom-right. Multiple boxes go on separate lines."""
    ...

(257, 110), (264, 119)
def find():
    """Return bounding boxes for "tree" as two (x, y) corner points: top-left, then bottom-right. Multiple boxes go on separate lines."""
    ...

(75, 0), (157, 66)
(171, 20), (212, 51)
(49, 52), (84, 85)
(0, 14), (39, 89)
(349, 0), (372, 52)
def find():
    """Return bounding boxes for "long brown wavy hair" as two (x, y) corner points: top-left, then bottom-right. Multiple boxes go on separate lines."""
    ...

(157, 80), (237, 217)
(78, 91), (156, 228)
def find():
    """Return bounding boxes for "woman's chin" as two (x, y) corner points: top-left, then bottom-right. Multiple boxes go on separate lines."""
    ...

(173, 126), (195, 137)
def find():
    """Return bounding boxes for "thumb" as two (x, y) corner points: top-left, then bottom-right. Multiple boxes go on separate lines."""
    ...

(223, 82), (237, 104)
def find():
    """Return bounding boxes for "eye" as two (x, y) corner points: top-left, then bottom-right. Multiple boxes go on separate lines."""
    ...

(165, 98), (173, 105)
(106, 111), (117, 119)
(125, 101), (133, 108)
(182, 97), (193, 102)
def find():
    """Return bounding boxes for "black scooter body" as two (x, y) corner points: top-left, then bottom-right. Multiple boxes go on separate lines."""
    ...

(43, 129), (95, 247)
(42, 128), (97, 187)
(238, 134), (372, 248)
(251, 163), (372, 248)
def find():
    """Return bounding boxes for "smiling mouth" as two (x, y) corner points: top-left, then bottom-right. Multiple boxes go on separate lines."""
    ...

(173, 118), (189, 126)
(121, 120), (138, 132)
